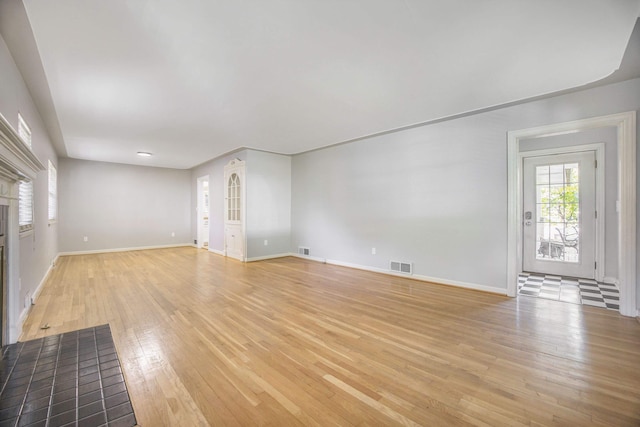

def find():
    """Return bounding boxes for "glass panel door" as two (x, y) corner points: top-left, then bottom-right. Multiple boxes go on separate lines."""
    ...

(535, 162), (580, 263)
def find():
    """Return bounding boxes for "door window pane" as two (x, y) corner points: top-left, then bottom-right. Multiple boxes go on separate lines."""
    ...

(535, 163), (580, 263)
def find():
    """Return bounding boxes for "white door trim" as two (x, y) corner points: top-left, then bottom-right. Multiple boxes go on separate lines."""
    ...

(519, 144), (605, 281)
(507, 111), (636, 317)
(196, 175), (209, 249)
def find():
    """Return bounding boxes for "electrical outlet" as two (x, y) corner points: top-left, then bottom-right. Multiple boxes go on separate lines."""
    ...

(372, 247), (376, 255)
(264, 240), (268, 246)
(83, 236), (88, 242)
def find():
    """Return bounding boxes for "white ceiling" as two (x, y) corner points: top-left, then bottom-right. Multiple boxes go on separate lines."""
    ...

(11, 0), (640, 169)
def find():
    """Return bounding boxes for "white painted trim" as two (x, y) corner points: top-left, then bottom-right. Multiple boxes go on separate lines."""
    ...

(58, 243), (193, 256)
(208, 247), (225, 256)
(246, 253), (293, 262)
(508, 111), (636, 317)
(325, 258), (507, 295)
(32, 254), (59, 302)
(17, 253), (59, 335)
(290, 253), (327, 264)
(603, 276), (619, 285)
(7, 186), (20, 344)
(196, 174), (210, 250)
(518, 143), (605, 282)
(18, 305), (29, 330)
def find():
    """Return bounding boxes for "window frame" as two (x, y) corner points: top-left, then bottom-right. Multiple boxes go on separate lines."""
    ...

(18, 180), (34, 235)
(48, 160), (57, 224)
(18, 114), (34, 235)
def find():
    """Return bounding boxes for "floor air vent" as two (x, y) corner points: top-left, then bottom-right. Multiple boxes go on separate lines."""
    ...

(298, 247), (310, 256)
(390, 261), (412, 274)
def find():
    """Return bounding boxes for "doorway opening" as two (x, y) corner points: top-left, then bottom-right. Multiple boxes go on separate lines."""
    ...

(197, 175), (209, 250)
(507, 111), (636, 317)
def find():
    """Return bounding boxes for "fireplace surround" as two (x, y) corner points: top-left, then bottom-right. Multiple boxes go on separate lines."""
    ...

(0, 112), (45, 345)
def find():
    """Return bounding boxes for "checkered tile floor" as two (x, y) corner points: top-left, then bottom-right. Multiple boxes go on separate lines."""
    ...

(518, 273), (620, 311)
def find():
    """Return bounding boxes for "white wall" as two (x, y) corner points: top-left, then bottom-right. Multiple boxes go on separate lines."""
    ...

(58, 158), (191, 253)
(0, 34), (58, 324)
(291, 78), (640, 295)
(520, 127), (618, 281)
(246, 150), (291, 259)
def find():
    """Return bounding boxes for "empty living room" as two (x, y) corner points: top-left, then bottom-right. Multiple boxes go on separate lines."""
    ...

(0, 1), (640, 426)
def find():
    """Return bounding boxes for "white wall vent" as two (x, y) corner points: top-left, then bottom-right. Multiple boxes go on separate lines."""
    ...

(390, 261), (412, 275)
(298, 247), (310, 256)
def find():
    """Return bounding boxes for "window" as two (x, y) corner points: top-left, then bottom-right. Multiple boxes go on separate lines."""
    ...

(227, 173), (240, 221)
(48, 160), (57, 222)
(18, 114), (34, 233)
(18, 113), (32, 148)
(19, 180), (34, 233)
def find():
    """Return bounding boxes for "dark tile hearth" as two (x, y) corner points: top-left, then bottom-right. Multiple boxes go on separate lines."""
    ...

(0, 325), (136, 427)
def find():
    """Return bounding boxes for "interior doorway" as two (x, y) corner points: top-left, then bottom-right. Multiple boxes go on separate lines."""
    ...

(197, 175), (209, 249)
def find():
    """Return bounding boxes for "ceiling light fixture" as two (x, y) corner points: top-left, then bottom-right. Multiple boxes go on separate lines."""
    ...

(137, 151), (152, 157)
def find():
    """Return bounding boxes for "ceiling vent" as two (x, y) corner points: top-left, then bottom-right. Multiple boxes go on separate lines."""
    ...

(298, 247), (310, 256)
(390, 261), (412, 275)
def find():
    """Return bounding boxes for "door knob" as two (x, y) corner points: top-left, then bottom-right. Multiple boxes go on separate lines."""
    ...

(525, 221), (532, 226)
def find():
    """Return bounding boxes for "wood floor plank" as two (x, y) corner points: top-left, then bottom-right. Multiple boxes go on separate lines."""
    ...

(19, 248), (640, 426)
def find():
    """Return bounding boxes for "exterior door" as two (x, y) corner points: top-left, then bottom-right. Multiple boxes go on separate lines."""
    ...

(224, 159), (245, 261)
(523, 151), (596, 278)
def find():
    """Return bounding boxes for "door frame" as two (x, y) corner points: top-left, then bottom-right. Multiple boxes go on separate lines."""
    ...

(507, 111), (636, 317)
(196, 175), (209, 249)
(519, 144), (604, 281)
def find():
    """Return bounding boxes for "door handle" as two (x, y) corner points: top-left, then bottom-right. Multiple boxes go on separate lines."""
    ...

(525, 221), (532, 226)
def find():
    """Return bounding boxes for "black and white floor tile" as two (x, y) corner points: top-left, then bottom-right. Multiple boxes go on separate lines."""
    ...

(518, 273), (620, 311)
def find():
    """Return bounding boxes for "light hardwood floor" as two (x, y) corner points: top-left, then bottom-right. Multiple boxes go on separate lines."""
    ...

(20, 247), (640, 426)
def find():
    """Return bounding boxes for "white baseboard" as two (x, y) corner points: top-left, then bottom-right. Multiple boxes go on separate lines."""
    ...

(208, 248), (225, 256)
(18, 306), (29, 329)
(325, 258), (507, 295)
(33, 254), (59, 302)
(603, 276), (619, 285)
(18, 253), (60, 331)
(58, 243), (193, 256)
(289, 253), (327, 264)
(246, 253), (293, 262)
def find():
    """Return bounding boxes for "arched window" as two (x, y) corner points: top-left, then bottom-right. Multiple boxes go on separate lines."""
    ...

(227, 173), (240, 221)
